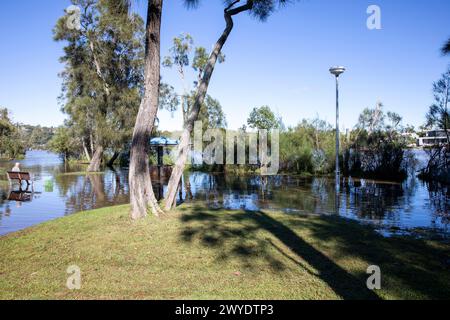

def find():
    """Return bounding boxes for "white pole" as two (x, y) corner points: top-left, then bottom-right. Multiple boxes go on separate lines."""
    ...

(335, 75), (340, 192)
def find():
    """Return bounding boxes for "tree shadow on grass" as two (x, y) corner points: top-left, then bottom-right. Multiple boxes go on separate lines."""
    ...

(287, 215), (450, 299)
(179, 205), (381, 300)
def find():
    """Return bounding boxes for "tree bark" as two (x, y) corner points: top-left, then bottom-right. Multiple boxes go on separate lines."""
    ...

(82, 138), (92, 162)
(87, 145), (103, 172)
(164, 1), (253, 210)
(129, 0), (164, 219)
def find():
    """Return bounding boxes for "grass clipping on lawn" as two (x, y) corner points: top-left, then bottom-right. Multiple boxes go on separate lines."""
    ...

(0, 204), (449, 300)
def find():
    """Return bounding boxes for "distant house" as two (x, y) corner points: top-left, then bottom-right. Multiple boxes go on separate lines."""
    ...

(417, 130), (450, 147)
(401, 132), (419, 148)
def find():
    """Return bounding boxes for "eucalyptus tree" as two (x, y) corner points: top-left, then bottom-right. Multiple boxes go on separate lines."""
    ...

(164, 0), (296, 210)
(54, 0), (144, 171)
(422, 68), (450, 182)
(128, 0), (295, 218)
(162, 33), (194, 124)
(247, 106), (282, 130)
(128, 0), (165, 218)
(163, 33), (226, 126)
(426, 67), (450, 139)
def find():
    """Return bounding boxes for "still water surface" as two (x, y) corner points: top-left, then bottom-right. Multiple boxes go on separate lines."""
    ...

(0, 151), (449, 238)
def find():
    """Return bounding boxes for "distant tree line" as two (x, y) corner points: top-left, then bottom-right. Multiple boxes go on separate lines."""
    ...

(19, 124), (56, 150)
(0, 107), (56, 159)
(192, 103), (413, 181)
(0, 108), (24, 159)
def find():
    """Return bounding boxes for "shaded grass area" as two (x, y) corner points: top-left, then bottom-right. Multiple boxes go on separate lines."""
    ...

(0, 204), (449, 300)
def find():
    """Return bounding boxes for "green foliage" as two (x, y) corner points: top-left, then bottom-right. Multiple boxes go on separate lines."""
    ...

(345, 103), (408, 180)
(247, 105), (283, 130)
(192, 46), (225, 87)
(190, 94), (228, 130)
(426, 67), (450, 131)
(149, 153), (175, 166)
(185, 1), (296, 21)
(0, 108), (25, 159)
(279, 118), (335, 174)
(159, 82), (180, 114)
(54, 0), (144, 160)
(162, 33), (227, 127)
(48, 126), (80, 161)
(421, 67), (450, 184)
(162, 33), (193, 70)
(18, 125), (55, 150)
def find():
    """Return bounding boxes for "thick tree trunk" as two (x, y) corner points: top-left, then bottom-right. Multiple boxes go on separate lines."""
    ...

(165, 1), (253, 210)
(90, 133), (95, 157)
(107, 151), (120, 167)
(87, 145), (103, 172)
(129, 0), (164, 219)
(82, 138), (92, 162)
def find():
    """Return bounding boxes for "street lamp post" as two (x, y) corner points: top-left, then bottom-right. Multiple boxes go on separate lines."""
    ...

(329, 66), (346, 191)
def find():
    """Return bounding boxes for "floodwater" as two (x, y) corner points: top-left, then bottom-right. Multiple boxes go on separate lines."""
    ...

(0, 150), (449, 238)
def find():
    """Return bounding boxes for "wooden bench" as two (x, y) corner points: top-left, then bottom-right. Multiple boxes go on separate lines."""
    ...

(7, 171), (32, 187)
(8, 191), (32, 202)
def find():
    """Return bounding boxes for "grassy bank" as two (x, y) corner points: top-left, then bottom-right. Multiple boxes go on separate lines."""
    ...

(0, 204), (449, 300)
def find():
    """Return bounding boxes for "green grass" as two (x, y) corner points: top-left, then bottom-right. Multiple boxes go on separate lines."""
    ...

(0, 204), (449, 300)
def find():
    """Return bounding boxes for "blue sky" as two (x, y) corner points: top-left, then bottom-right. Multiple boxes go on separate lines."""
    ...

(0, 0), (449, 131)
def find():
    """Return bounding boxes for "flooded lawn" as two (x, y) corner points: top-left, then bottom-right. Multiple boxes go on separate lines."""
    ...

(0, 151), (449, 238)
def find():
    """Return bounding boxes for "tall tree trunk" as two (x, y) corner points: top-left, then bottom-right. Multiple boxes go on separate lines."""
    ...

(82, 138), (92, 162)
(129, 0), (164, 219)
(88, 145), (103, 172)
(164, 1), (253, 210)
(90, 132), (95, 158)
(107, 151), (120, 167)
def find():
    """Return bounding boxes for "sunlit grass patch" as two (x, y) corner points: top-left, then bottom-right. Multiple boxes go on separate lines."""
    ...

(0, 204), (449, 300)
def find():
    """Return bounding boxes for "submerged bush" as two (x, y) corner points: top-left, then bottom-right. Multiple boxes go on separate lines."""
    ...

(343, 104), (410, 181)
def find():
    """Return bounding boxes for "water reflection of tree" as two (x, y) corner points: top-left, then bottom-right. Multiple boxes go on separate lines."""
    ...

(271, 177), (336, 215)
(0, 188), (9, 219)
(341, 178), (406, 222)
(222, 176), (412, 224)
(426, 181), (450, 226)
(54, 170), (129, 214)
(186, 173), (272, 210)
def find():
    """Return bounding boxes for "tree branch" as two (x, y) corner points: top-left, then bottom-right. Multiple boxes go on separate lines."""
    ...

(225, 0), (241, 12)
(226, 0), (254, 16)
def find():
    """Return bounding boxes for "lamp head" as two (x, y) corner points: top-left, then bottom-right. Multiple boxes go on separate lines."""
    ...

(329, 66), (346, 77)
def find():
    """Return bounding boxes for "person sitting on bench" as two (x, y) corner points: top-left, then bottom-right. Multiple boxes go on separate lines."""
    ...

(7, 164), (33, 191)
(11, 163), (21, 172)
